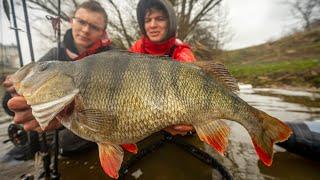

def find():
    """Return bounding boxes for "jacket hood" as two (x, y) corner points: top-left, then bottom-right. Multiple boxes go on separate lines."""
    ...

(137, 0), (177, 41)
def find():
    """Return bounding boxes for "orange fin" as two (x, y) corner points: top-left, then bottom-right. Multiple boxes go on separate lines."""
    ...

(250, 110), (292, 166)
(194, 119), (230, 155)
(253, 140), (272, 166)
(98, 143), (124, 179)
(121, 144), (138, 154)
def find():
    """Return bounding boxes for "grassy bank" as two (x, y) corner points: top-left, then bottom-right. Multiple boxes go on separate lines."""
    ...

(227, 58), (320, 88)
(229, 58), (319, 76)
(219, 26), (320, 89)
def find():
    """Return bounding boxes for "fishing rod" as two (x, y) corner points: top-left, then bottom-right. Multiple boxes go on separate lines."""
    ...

(6, 0), (39, 162)
(21, 0), (54, 179)
(1, 1), (43, 180)
(50, 0), (61, 179)
(0, 1), (6, 82)
(9, 0), (23, 67)
(1, 1), (59, 179)
(21, 0), (34, 62)
(36, 0), (62, 178)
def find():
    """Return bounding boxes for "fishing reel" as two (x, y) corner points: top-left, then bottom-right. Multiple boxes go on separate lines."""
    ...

(3, 123), (28, 146)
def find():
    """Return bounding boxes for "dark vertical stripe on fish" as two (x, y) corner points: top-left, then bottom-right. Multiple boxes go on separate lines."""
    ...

(148, 60), (166, 108)
(203, 75), (214, 112)
(169, 61), (182, 102)
(109, 57), (131, 106)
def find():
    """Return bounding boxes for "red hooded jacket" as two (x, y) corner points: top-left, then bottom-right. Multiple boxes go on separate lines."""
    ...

(129, 36), (196, 63)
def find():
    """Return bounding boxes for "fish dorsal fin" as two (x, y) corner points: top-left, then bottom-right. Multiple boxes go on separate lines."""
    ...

(194, 119), (230, 155)
(31, 89), (79, 129)
(98, 142), (124, 179)
(194, 61), (239, 92)
(121, 144), (138, 154)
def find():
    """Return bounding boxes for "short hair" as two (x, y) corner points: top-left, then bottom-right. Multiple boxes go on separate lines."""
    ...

(75, 1), (108, 29)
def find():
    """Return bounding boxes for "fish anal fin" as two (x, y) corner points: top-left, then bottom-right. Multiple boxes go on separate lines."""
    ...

(253, 140), (272, 166)
(194, 119), (230, 155)
(98, 143), (124, 179)
(121, 144), (138, 154)
(194, 61), (239, 91)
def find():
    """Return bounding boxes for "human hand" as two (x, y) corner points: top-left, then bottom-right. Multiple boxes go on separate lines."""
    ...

(8, 96), (62, 132)
(2, 75), (18, 96)
(164, 124), (194, 136)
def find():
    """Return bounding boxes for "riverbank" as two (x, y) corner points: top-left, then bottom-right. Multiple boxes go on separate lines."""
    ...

(217, 26), (320, 90)
(228, 58), (320, 90)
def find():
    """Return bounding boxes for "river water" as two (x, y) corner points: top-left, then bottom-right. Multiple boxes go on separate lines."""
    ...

(0, 85), (320, 180)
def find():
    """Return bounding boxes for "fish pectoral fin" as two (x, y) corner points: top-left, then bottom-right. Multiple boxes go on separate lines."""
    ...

(98, 142), (124, 179)
(121, 144), (138, 154)
(78, 109), (115, 133)
(31, 89), (79, 129)
(194, 119), (230, 155)
(193, 61), (239, 92)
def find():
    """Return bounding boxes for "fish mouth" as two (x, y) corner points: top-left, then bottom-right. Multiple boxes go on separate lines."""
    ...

(17, 73), (57, 101)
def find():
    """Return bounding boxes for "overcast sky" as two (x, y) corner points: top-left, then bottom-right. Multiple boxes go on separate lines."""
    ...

(0, 0), (301, 63)
(224, 0), (300, 49)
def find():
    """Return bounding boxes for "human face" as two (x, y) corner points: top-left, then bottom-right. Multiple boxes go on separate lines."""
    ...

(71, 8), (106, 52)
(144, 9), (168, 43)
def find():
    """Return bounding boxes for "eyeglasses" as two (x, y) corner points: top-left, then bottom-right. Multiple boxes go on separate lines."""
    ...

(73, 17), (104, 32)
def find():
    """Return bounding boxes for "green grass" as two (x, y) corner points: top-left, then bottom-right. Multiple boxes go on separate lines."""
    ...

(228, 58), (320, 78)
(218, 27), (320, 88)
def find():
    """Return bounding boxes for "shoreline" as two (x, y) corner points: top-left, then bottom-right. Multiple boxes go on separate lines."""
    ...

(253, 84), (320, 93)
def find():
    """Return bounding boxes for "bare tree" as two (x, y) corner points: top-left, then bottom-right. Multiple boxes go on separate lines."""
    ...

(169, 0), (223, 42)
(27, 0), (74, 21)
(189, 3), (232, 60)
(287, 0), (320, 30)
(103, 0), (139, 48)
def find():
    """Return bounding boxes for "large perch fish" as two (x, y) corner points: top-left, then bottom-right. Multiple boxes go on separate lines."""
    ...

(12, 51), (292, 179)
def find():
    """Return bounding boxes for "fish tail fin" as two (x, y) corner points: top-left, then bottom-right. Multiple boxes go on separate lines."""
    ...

(250, 110), (292, 166)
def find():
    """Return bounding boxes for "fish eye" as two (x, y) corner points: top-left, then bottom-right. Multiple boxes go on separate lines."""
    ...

(38, 63), (48, 71)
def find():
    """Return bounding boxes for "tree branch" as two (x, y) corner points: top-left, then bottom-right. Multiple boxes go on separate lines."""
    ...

(108, 0), (132, 47)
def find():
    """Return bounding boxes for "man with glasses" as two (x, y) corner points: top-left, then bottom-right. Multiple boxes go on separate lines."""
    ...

(2, 0), (114, 160)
